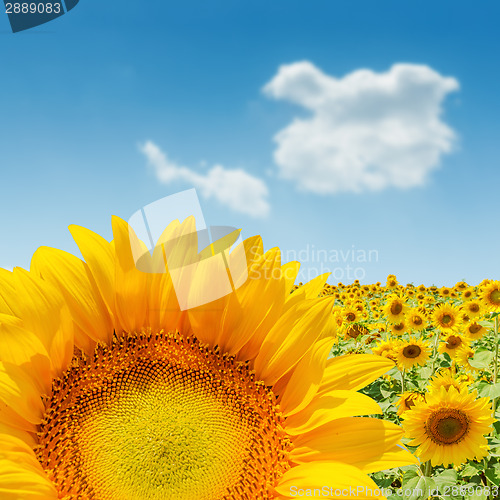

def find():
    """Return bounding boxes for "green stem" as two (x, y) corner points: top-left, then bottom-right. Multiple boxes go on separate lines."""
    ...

(428, 332), (440, 383)
(401, 369), (406, 393)
(423, 460), (432, 477)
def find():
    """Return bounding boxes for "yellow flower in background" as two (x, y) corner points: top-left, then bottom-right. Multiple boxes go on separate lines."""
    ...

(402, 386), (494, 467)
(405, 309), (428, 332)
(0, 217), (416, 499)
(431, 303), (462, 333)
(383, 294), (408, 324)
(371, 340), (397, 361)
(461, 300), (483, 319)
(386, 274), (399, 289)
(464, 321), (487, 341)
(438, 334), (467, 358)
(461, 287), (474, 301)
(455, 345), (480, 372)
(481, 280), (500, 311)
(428, 370), (466, 393)
(396, 391), (425, 416)
(395, 338), (430, 370)
(389, 321), (407, 337)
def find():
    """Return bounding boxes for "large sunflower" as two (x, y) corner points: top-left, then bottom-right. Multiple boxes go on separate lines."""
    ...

(0, 217), (416, 499)
(402, 386), (494, 467)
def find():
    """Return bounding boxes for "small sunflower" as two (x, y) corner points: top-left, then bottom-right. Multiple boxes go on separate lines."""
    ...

(0, 217), (416, 499)
(371, 339), (397, 361)
(461, 300), (483, 319)
(428, 370), (466, 393)
(461, 287), (474, 301)
(395, 338), (430, 370)
(455, 345), (479, 372)
(402, 386), (494, 466)
(438, 334), (466, 358)
(383, 294), (408, 324)
(396, 391), (425, 416)
(389, 321), (407, 337)
(405, 309), (428, 332)
(481, 280), (500, 311)
(341, 305), (360, 323)
(464, 321), (487, 341)
(386, 274), (399, 289)
(431, 303), (462, 333)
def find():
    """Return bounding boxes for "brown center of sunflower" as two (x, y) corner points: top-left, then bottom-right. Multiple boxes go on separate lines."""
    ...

(426, 408), (469, 444)
(446, 336), (462, 349)
(441, 314), (452, 325)
(412, 316), (423, 326)
(393, 323), (405, 332)
(390, 303), (403, 315)
(469, 323), (482, 334)
(490, 290), (500, 305)
(346, 312), (356, 322)
(35, 332), (291, 500)
(402, 345), (421, 358)
(464, 291), (472, 298)
(468, 303), (480, 313)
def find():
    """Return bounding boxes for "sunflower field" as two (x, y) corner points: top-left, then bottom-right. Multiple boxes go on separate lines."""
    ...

(308, 276), (500, 500)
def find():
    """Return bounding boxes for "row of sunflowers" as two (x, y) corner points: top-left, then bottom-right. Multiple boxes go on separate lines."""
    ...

(303, 276), (500, 500)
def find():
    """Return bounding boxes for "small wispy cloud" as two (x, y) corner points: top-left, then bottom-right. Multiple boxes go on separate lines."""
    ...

(140, 141), (270, 218)
(263, 61), (459, 194)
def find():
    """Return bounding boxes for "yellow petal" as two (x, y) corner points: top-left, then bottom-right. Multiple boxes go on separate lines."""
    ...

(0, 435), (57, 499)
(3, 270), (73, 377)
(253, 298), (334, 385)
(291, 417), (405, 467)
(284, 273), (330, 311)
(279, 338), (333, 416)
(318, 354), (395, 394)
(356, 444), (419, 473)
(111, 216), (149, 333)
(0, 314), (52, 395)
(31, 247), (113, 344)
(0, 361), (44, 425)
(275, 461), (385, 499)
(285, 391), (382, 435)
(69, 224), (116, 318)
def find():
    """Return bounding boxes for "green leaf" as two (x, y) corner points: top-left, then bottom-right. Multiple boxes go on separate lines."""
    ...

(469, 351), (494, 369)
(476, 381), (500, 400)
(402, 476), (436, 500)
(434, 468), (457, 492)
(460, 462), (483, 477)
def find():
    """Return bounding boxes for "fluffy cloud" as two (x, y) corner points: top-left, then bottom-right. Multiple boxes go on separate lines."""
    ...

(263, 62), (459, 194)
(140, 141), (270, 218)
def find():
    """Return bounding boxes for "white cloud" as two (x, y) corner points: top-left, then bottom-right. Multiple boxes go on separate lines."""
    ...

(140, 141), (270, 218)
(263, 61), (459, 194)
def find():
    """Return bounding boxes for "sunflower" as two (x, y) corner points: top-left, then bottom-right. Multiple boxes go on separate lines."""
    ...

(0, 217), (416, 499)
(396, 392), (425, 416)
(431, 303), (462, 333)
(389, 321), (407, 337)
(382, 294), (408, 324)
(395, 338), (430, 370)
(405, 309), (428, 332)
(455, 346), (479, 372)
(461, 300), (483, 319)
(341, 305), (360, 324)
(464, 321), (487, 341)
(438, 334), (466, 358)
(371, 339), (397, 360)
(402, 386), (494, 466)
(428, 370), (466, 393)
(461, 287), (474, 301)
(481, 280), (500, 311)
(386, 274), (398, 289)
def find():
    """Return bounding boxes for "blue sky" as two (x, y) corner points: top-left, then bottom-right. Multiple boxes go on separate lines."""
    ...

(1, 0), (499, 286)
